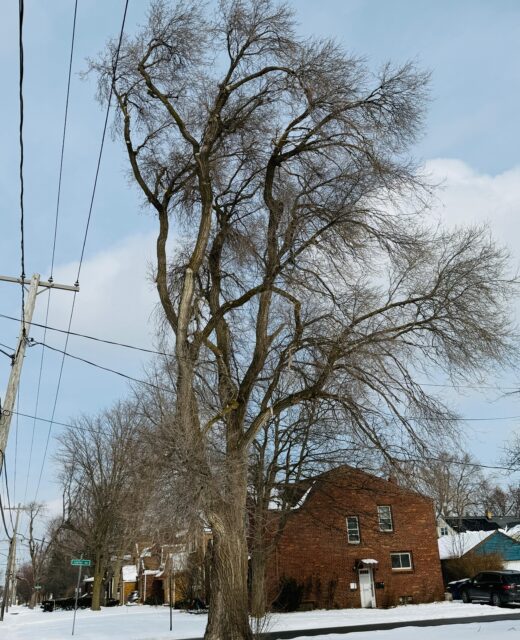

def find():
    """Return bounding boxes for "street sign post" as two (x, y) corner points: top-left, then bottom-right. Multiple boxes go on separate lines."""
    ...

(71, 557), (90, 635)
(71, 559), (91, 567)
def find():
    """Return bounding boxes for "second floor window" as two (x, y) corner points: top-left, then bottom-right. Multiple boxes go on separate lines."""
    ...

(346, 516), (360, 543)
(378, 505), (393, 532)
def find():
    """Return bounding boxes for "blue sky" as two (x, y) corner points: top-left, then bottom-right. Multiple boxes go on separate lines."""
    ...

(0, 0), (519, 553)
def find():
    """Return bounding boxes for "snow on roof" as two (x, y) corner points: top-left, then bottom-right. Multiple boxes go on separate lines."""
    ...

(122, 565), (137, 582)
(143, 569), (160, 576)
(502, 524), (520, 539)
(438, 531), (494, 560)
(291, 482), (315, 510)
(361, 559), (378, 565)
(83, 577), (94, 582)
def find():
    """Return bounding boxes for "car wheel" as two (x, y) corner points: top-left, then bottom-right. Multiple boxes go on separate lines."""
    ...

(491, 593), (502, 607)
(461, 591), (471, 604)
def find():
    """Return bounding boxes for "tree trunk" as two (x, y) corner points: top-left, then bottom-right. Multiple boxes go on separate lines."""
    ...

(250, 549), (267, 619)
(204, 461), (252, 640)
(91, 552), (105, 611)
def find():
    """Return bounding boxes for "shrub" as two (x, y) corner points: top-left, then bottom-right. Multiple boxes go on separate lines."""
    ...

(271, 577), (304, 612)
(443, 551), (504, 583)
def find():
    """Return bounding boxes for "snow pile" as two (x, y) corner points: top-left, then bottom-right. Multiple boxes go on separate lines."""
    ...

(438, 530), (494, 560)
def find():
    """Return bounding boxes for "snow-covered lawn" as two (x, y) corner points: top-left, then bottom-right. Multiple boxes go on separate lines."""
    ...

(2, 601), (519, 639)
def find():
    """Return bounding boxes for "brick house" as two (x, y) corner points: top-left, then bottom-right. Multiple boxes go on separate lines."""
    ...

(266, 466), (444, 609)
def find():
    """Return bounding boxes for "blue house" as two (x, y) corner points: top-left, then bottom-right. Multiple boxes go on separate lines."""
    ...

(439, 530), (520, 571)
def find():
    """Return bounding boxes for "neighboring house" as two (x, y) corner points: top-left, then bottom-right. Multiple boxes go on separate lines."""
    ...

(437, 516), (455, 538)
(266, 466), (444, 609)
(136, 533), (211, 605)
(445, 515), (520, 533)
(120, 564), (138, 603)
(438, 530), (520, 571)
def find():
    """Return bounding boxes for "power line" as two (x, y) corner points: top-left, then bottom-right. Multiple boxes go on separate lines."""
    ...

(25, 0), (79, 505)
(0, 452), (13, 539)
(2, 456), (14, 531)
(0, 348), (14, 361)
(31, 0), (130, 505)
(10, 409), (120, 438)
(76, 0), (129, 282)
(0, 313), (169, 357)
(18, 0), (26, 333)
(50, 0), (78, 279)
(1, 312), (518, 394)
(30, 340), (173, 395)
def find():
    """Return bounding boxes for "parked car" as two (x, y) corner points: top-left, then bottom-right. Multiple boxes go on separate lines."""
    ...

(460, 571), (520, 606)
(447, 578), (470, 600)
(41, 594), (119, 611)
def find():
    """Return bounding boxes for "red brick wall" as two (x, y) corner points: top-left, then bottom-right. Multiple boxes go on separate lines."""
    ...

(266, 467), (444, 609)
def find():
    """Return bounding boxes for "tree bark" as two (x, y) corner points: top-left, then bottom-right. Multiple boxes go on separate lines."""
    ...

(250, 549), (267, 619)
(91, 551), (105, 611)
(204, 461), (252, 640)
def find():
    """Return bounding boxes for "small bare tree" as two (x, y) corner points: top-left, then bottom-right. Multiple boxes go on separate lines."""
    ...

(92, 1), (517, 637)
(57, 402), (143, 610)
(25, 502), (62, 608)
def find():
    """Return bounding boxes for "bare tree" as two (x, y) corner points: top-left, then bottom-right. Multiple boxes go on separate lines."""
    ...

(57, 402), (143, 610)
(25, 502), (62, 608)
(92, 1), (517, 637)
(394, 451), (487, 521)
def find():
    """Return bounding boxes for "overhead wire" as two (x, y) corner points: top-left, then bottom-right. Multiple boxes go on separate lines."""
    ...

(22, 338), (520, 423)
(30, 340), (173, 394)
(0, 312), (518, 395)
(24, 0), (79, 504)
(0, 312), (170, 357)
(6, 407), (519, 473)
(0, 452), (13, 539)
(18, 0), (26, 335)
(2, 455), (14, 531)
(31, 0), (130, 505)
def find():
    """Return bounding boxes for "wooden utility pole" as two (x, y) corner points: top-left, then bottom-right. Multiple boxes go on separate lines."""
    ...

(0, 273), (78, 474)
(0, 504), (21, 622)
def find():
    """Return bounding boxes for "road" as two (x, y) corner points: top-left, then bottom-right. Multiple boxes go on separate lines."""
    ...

(177, 610), (520, 640)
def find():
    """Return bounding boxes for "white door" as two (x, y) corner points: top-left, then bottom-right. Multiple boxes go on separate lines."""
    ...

(359, 568), (376, 608)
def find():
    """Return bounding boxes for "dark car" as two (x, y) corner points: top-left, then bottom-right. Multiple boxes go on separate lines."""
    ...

(460, 571), (520, 607)
(447, 578), (470, 600)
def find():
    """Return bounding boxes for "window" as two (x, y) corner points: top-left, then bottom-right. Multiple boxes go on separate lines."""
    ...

(378, 506), (393, 532)
(346, 516), (360, 544)
(390, 552), (412, 571)
(440, 526), (449, 536)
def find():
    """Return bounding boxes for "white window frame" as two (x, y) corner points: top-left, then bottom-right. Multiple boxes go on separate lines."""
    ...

(390, 552), (412, 571)
(378, 505), (393, 532)
(440, 526), (449, 537)
(346, 516), (360, 544)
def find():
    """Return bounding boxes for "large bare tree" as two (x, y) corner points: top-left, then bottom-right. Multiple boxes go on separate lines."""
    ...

(93, 1), (516, 637)
(57, 402), (142, 610)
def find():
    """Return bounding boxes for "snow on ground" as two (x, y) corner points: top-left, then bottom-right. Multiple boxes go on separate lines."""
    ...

(290, 620), (520, 640)
(2, 601), (519, 640)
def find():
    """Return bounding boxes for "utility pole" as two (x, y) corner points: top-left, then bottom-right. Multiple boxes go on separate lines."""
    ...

(0, 274), (78, 474)
(0, 504), (21, 622)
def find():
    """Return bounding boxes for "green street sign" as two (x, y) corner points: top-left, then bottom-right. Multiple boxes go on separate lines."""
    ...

(71, 559), (91, 567)
(34, 585), (42, 590)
